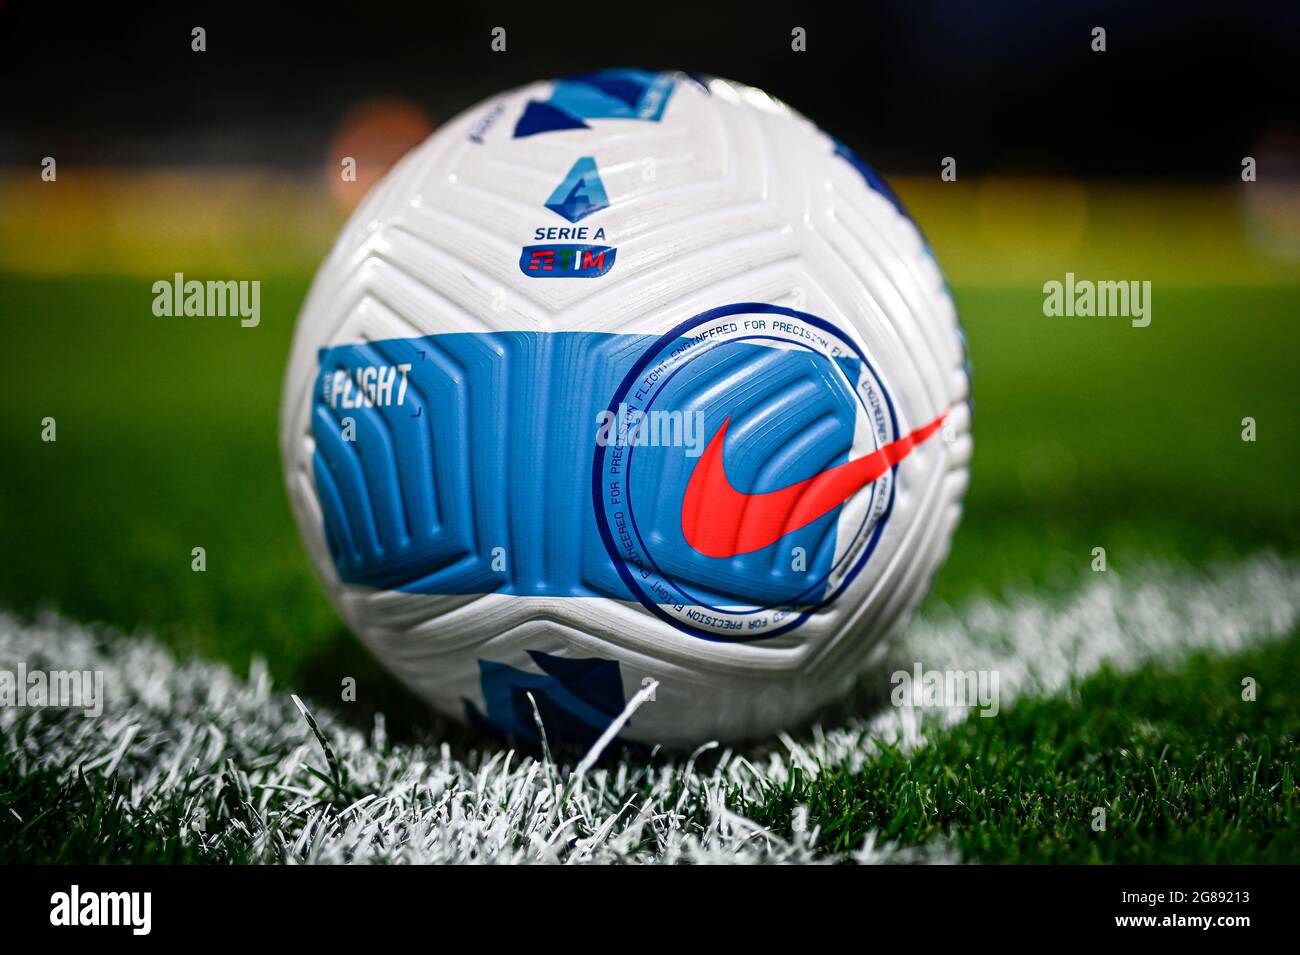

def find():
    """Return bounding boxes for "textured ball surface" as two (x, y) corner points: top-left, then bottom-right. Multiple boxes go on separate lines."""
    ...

(281, 71), (972, 748)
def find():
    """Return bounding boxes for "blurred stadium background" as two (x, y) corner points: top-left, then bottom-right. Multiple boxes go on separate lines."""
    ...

(3, 3), (1299, 280)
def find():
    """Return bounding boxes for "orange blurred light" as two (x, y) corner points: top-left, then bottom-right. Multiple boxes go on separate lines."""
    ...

(328, 98), (435, 212)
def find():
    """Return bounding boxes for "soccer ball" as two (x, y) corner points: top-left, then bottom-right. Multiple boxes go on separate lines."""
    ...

(280, 70), (971, 748)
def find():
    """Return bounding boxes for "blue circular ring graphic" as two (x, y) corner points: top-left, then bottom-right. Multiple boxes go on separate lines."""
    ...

(623, 332), (877, 614)
(590, 303), (900, 642)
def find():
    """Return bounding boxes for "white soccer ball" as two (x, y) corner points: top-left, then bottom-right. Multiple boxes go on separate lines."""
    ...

(281, 70), (971, 748)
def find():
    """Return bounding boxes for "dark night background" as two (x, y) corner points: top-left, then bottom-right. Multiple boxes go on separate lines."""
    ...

(2, 1), (1297, 176)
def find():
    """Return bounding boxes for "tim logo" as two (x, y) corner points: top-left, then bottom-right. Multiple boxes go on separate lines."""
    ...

(520, 244), (616, 277)
(519, 157), (617, 278)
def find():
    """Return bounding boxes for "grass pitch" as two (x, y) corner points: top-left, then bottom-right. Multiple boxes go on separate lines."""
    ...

(0, 207), (1297, 862)
(3, 556), (1296, 863)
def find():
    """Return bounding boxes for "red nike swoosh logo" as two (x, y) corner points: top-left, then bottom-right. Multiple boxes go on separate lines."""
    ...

(681, 411), (948, 559)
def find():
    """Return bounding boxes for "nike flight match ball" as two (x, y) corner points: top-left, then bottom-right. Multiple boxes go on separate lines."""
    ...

(280, 70), (972, 748)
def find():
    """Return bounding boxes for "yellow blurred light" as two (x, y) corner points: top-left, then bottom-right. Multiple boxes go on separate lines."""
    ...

(976, 175), (1089, 269)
